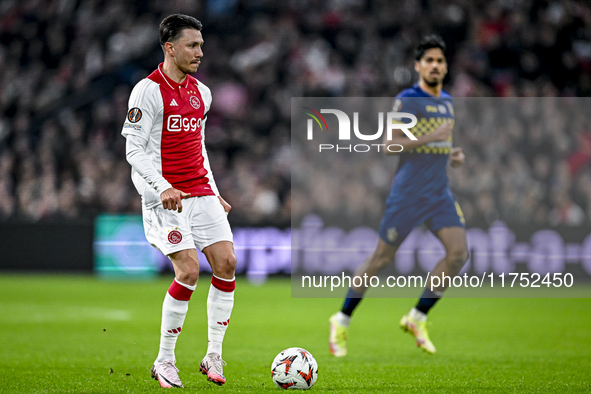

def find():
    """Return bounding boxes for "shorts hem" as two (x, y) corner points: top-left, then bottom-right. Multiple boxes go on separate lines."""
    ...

(429, 223), (466, 235)
(378, 232), (407, 247)
(198, 237), (234, 252)
(160, 243), (195, 257)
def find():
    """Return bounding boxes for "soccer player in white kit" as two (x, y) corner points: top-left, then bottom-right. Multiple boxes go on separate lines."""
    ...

(121, 14), (236, 387)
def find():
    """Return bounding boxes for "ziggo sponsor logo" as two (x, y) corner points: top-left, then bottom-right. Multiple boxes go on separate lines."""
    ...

(167, 115), (202, 132)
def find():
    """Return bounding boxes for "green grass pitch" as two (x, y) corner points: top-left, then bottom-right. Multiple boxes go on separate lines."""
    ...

(0, 275), (590, 393)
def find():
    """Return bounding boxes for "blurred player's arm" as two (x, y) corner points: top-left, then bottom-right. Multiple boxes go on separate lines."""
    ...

(384, 120), (452, 155)
(450, 147), (464, 167)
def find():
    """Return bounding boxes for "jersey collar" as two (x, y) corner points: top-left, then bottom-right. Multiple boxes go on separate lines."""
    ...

(413, 83), (435, 97)
(414, 83), (449, 98)
(158, 63), (192, 90)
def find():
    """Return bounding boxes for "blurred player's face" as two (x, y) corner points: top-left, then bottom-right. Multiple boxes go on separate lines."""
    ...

(415, 48), (447, 87)
(169, 28), (204, 75)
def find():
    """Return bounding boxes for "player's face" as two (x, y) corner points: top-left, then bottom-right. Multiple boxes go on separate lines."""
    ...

(415, 48), (447, 87)
(170, 28), (204, 75)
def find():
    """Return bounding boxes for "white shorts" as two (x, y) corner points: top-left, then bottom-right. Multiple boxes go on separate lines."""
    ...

(142, 195), (233, 256)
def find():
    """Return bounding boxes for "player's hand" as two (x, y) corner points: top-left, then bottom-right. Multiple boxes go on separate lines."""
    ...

(218, 196), (231, 214)
(429, 120), (453, 142)
(161, 188), (191, 213)
(450, 147), (465, 167)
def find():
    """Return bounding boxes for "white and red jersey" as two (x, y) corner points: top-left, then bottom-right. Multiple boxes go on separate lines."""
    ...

(122, 63), (218, 208)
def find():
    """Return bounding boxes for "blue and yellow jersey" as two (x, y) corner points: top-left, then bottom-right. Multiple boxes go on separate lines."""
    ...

(389, 84), (454, 202)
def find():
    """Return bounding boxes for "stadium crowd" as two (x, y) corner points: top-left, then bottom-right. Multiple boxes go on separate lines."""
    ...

(1, 0), (591, 227)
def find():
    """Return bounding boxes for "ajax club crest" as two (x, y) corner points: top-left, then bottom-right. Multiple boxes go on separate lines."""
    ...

(189, 96), (201, 109)
(168, 229), (183, 244)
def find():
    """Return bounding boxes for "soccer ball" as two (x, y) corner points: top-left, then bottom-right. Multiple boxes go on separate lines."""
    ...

(271, 347), (318, 390)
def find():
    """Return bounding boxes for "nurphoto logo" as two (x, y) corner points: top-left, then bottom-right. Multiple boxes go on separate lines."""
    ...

(303, 107), (418, 153)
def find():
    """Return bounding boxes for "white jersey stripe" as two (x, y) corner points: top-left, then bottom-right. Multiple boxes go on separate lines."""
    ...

(200, 120), (219, 196)
(195, 80), (217, 194)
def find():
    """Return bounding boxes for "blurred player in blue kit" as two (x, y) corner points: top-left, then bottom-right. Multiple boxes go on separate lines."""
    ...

(329, 35), (468, 356)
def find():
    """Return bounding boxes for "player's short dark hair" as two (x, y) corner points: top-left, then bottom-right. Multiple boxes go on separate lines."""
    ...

(159, 14), (202, 49)
(415, 35), (446, 61)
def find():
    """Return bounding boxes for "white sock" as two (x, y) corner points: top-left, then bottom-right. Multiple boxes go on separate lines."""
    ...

(206, 275), (235, 357)
(334, 311), (351, 327)
(409, 307), (427, 322)
(156, 279), (196, 363)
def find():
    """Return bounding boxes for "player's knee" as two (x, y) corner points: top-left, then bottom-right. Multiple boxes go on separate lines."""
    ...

(178, 265), (200, 284)
(187, 265), (200, 282)
(372, 254), (393, 270)
(369, 241), (397, 271)
(447, 247), (468, 269)
(216, 254), (237, 278)
(169, 251), (200, 284)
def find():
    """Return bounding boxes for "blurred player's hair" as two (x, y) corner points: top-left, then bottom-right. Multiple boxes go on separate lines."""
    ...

(415, 35), (446, 61)
(160, 14), (203, 51)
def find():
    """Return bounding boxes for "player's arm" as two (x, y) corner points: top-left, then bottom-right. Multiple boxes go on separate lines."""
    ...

(122, 81), (189, 212)
(125, 135), (190, 212)
(384, 119), (453, 155)
(218, 195), (231, 213)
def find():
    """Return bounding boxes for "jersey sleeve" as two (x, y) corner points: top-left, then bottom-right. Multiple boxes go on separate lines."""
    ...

(125, 134), (172, 195)
(393, 86), (421, 112)
(196, 80), (212, 115)
(391, 96), (413, 125)
(121, 79), (161, 140)
(393, 87), (418, 111)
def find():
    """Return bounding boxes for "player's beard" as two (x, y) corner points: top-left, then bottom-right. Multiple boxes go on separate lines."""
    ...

(176, 59), (199, 75)
(424, 77), (441, 88)
(180, 64), (198, 75)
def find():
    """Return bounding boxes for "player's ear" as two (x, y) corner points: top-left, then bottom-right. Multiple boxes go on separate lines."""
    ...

(414, 61), (420, 73)
(165, 42), (175, 57)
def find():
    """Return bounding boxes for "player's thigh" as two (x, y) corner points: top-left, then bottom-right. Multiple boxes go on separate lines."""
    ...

(374, 238), (399, 261)
(142, 203), (195, 256)
(168, 248), (201, 283)
(436, 226), (468, 263)
(425, 197), (468, 262)
(203, 241), (236, 279)
(356, 238), (399, 275)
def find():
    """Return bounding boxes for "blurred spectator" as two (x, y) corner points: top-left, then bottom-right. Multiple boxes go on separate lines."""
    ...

(549, 191), (586, 226)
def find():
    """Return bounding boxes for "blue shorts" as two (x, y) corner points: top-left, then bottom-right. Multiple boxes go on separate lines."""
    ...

(378, 189), (465, 247)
